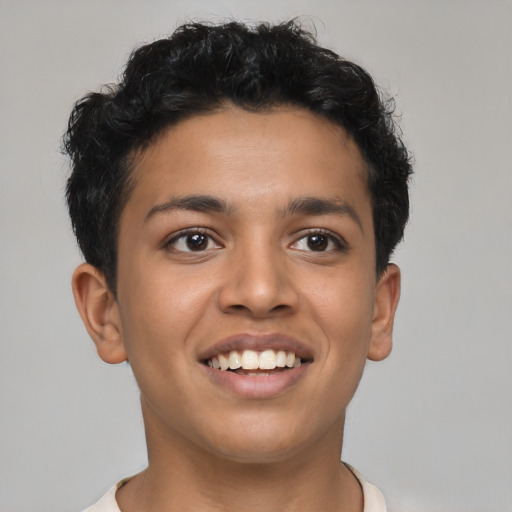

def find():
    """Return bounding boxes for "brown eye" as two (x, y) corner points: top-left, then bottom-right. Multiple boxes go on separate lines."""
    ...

(186, 233), (208, 251)
(166, 230), (221, 253)
(307, 234), (329, 251)
(291, 230), (345, 253)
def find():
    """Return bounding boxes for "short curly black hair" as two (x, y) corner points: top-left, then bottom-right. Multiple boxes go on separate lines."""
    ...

(63, 20), (412, 293)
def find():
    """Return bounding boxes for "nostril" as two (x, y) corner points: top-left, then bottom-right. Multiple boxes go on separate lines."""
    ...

(229, 304), (251, 312)
(225, 302), (292, 317)
(270, 304), (290, 313)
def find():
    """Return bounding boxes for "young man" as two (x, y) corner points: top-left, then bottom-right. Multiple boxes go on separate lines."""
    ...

(64, 20), (412, 512)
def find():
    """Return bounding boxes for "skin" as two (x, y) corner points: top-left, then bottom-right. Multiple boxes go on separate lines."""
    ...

(72, 106), (401, 511)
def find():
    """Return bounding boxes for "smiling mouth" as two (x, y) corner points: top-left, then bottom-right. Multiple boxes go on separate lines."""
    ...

(204, 349), (308, 375)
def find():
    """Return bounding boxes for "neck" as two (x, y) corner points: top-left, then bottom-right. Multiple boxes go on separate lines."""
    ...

(116, 401), (363, 512)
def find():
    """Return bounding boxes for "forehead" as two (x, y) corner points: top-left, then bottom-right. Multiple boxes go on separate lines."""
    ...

(123, 107), (371, 222)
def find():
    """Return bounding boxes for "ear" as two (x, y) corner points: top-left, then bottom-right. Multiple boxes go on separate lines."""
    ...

(71, 263), (127, 364)
(367, 263), (401, 362)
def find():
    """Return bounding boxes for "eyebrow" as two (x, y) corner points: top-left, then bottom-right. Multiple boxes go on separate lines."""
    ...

(283, 196), (364, 233)
(145, 194), (363, 233)
(144, 195), (231, 222)
(145, 195), (231, 222)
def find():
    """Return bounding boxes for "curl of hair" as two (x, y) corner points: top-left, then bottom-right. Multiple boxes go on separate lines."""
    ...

(64, 20), (412, 292)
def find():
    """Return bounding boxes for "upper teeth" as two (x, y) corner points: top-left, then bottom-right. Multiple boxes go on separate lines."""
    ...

(207, 349), (301, 371)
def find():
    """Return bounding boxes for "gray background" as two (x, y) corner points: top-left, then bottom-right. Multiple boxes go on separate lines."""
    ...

(1, 1), (511, 511)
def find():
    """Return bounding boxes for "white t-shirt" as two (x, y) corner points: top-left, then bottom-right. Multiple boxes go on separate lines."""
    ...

(83, 465), (386, 512)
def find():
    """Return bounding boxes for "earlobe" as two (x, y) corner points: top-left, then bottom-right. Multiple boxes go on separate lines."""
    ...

(367, 264), (401, 362)
(71, 263), (127, 364)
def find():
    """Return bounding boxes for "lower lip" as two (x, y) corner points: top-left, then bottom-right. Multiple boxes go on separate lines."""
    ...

(201, 363), (310, 399)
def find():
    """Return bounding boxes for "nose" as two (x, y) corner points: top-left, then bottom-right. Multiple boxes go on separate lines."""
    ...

(217, 240), (299, 318)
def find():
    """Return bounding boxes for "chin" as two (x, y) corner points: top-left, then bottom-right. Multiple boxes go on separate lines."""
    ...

(213, 440), (304, 465)
(202, 418), (316, 464)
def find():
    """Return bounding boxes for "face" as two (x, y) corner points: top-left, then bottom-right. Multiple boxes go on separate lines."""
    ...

(109, 107), (392, 462)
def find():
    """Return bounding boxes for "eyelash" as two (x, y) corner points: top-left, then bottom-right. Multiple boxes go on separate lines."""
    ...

(164, 228), (347, 254)
(165, 228), (221, 253)
(292, 229), (347, 253)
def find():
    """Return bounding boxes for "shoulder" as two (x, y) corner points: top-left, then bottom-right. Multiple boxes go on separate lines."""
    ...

(82, 478), (131, 512)
(83, 469), (386, 512)
(345, 464), (388, 512)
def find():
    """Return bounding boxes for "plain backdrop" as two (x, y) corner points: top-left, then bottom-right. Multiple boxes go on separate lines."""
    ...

(0, 1), (511, 511)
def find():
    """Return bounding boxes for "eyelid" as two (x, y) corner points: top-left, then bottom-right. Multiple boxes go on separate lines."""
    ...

(163, 227), (347, 253)
(290, 228), (348, 252)
(164, 227), (222, 252)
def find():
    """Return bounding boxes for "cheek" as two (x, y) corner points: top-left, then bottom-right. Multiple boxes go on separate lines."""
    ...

(116, 280), (205, 419)
(308, 266), (375, 336)
(307, 269), (375, 390)
(116, 265), (212, 368)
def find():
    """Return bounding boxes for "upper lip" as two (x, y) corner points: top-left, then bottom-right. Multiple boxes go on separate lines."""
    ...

(198, 333), (314, 362)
